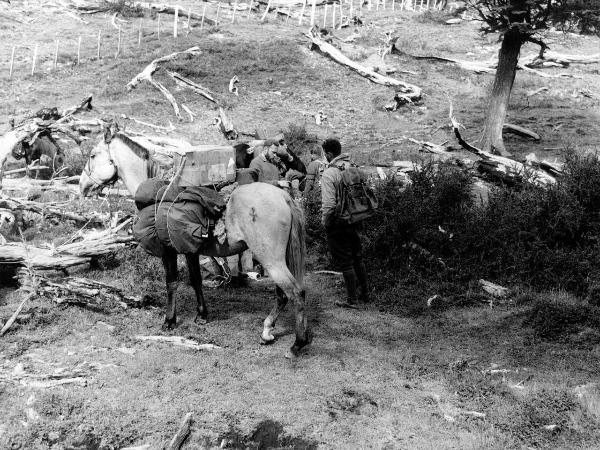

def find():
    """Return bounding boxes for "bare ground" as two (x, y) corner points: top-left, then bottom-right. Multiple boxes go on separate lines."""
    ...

(1, 1), (600, 449)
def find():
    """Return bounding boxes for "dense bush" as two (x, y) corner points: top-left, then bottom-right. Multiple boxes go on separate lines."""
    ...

(305, 151), (600, 305)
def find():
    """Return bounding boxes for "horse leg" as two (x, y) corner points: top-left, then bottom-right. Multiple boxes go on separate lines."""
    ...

(161, 250), (179, 330)
(185, 253), (208, 324)
(261, 265), (310, 358)
(260, 286), (289, 344)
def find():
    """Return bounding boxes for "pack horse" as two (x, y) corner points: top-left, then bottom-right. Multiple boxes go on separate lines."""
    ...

(79, 127), (311, 358)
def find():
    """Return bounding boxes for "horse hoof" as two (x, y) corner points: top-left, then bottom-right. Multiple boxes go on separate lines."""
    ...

(260, 335), (275, 345)
(162, 318), (176, 330)
(194, 316), (208, 326)
(284, 349), (297, 360)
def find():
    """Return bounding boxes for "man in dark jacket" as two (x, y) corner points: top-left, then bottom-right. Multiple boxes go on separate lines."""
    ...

(320, 138), (370, 308)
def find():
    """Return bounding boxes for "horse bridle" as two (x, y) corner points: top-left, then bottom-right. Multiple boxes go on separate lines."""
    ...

(83, 140), (119, 188)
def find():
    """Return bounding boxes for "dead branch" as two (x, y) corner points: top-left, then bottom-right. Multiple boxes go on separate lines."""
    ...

(402, 136), (453, 156)
(0, 291), (34, 337)
(135, 335), (221, 350)
(166, 413), (193, 450)
(166, 71), (216, 103)
(306, 28), (421, 104)
(447, 101), (556, 186)
(127, 48), (202, 120)
(16, 267), (145, 310)
(394, 48), (495, 74)
(503, 123), (540, 141)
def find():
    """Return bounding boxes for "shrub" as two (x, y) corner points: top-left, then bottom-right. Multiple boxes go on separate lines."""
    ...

(305, 150), (600, 311)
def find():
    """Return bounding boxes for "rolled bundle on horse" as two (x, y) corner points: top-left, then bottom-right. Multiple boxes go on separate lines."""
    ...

(80, 125), (311, 358)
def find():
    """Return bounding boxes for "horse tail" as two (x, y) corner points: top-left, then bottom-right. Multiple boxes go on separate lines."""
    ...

(285, 197), (306, 289)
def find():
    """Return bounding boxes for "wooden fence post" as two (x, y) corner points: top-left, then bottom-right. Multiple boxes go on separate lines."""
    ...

(173, 5), (178, 37)
(310, 0), (316, 26)
(116, 26), (121, 58)
(323, 4), (328, 26)
(97, 29), (101, 59)
(31, 43), (38, 76)
(232, 0), (238, 23)
(77, 36), (82, 65)
(331, 2), (336, 27)
(9, 46), (16, 78)
(299, 0), (306, 25)
(261, 0), (271, 21)
(54, 40), (59, 69)
(201, 5), (207, 30)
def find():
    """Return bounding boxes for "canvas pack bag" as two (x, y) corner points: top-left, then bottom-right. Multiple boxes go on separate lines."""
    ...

(334, 163), (378, 225)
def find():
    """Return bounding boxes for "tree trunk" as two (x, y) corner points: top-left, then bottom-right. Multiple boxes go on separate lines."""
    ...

(481, 28), (525, 157)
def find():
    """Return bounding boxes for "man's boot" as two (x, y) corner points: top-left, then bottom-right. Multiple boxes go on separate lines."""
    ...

(335, 269), (359, 309)
(354, 260), (370, 303)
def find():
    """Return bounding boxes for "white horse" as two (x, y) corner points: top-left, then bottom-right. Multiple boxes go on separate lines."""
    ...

(80, 127), (311, 357)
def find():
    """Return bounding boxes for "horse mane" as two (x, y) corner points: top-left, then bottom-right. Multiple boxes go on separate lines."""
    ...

(115, 133), (151, 160)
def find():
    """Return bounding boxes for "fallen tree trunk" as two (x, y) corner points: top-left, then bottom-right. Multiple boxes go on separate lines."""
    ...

(16, 267), (145, 310)
(0, 196), (107, 225)
(306, 28), (422, 105)
(0, 224), (135, 270)
(448, 101), (557, 186)
(0, 177), (81, 196)
(398, 49), (584, 78)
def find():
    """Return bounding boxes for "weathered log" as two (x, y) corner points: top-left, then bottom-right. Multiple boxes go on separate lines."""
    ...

(306, 28), (422, 104)
(16, 267), (145, 310)
(0, 225), (135, 270)
(166, 413), (193, 450)
(503, 123), (540, 141)
(0, 196), (107, 225)
(1, 178), (81, 195)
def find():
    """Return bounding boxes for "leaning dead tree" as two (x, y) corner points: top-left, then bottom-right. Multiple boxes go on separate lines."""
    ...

(305, 27), (422, 108)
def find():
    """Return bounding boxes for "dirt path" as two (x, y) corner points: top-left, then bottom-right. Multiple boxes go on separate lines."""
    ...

(2, 267), (599, 449)
(0, 273), (470, 449)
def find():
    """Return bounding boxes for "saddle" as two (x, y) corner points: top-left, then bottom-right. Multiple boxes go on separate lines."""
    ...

(133, 179), (226, 257)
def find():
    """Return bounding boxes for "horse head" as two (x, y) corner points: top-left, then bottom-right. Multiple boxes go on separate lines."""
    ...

(79, 122), (120, 196)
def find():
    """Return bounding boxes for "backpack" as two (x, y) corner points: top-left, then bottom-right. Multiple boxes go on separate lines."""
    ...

(333, 163), (378, 225)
